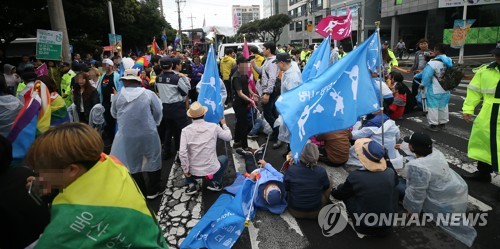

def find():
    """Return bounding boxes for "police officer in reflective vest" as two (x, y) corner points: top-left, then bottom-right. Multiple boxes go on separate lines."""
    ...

(156, 57), (191, 163)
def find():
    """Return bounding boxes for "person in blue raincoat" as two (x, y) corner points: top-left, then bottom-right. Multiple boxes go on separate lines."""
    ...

(110, 69), (163, 199)
(227, 147), (287, 214)
(419, 43), (453, 132)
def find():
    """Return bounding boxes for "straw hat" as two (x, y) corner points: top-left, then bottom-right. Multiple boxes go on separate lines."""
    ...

(187, 101), (208, 118)
(354, 138), (387, 172)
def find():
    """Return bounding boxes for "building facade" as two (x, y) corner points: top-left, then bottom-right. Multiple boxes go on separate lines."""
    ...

(381, 0), (500, 55)
(263, 0), (290, 45)
(232, 5), (261, 29)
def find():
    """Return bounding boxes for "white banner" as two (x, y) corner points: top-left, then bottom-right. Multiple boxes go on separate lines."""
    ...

(438, 0), (500, 8)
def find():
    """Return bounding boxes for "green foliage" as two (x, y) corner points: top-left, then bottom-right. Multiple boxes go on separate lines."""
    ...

(0, 0), (175, 55)
(237, 13), (291, 43)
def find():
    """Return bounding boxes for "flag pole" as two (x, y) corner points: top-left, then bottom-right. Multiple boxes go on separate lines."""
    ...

(375, 21), (385, 147)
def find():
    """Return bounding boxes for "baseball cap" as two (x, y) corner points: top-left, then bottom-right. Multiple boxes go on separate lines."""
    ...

(489, 41), (500, 55)
(382, 41), (389, 45)
(264, 183), (282, 206)
(403, 132), (432, 149)
(159, 57), (172, 67)
(102, 59), (114, 66)
(273, 53), (292, 63)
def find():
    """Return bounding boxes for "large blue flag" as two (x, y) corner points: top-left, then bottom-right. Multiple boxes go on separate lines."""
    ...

(181, 179), (257, 249)
(276, 30), (382, 160)
(301, 35), (331, 82)
(198, 44), (224, 123)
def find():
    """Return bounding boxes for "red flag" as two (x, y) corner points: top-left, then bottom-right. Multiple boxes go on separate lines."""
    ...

(35, 63), (48, 77)
(242, 38), (257, 94)
(315, 7), (352, 40)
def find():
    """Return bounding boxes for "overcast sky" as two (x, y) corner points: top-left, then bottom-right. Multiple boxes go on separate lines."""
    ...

(161, 0), (263, 30)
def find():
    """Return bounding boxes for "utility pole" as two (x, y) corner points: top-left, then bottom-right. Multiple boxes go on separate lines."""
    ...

(47, 0), (71, 62)
(458, 1), (468, 64)
(159, 0), (168, 50)
(107, 1), (115, 34)
(187, 13), (196, 46)
(175, 0), (185, 49)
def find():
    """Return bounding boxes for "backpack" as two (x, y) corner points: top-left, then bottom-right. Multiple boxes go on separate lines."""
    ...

(433, 59), (464, 91)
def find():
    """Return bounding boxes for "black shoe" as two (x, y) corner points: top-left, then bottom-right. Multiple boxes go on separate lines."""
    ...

(273, 141), (283, 149)
(236, 148), (253, 157)
(207, 181), (223, 192)
(438, 124), (447, 130)
(461, 171), (492, 183)
(146, 189), (166, 200)
(425, 125), (439, 132)
(185, 183), (199, 195)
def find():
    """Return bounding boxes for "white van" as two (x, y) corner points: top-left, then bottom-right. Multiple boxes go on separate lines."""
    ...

(217, 42), (264, 60)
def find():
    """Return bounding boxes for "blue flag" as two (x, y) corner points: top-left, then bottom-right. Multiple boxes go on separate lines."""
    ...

(301, 35), (331, 82)
(198, 44), (224, 123)
(181, 179), (256, 249)
(276, 30), (382, 160)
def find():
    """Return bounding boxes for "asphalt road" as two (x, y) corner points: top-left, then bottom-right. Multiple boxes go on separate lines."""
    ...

(149, 56), (499, 249)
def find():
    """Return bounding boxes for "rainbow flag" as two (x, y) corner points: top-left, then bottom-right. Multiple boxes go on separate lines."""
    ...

(7, 81), (51, 160)
(174, 31), (182, 50)
(49, 92), (70, 126)
(132, 56), (150, 71)
(150, 37), (160, 55)
(35, 154), (169, 248)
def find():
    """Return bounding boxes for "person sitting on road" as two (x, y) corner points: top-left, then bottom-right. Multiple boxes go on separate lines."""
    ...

(389, 83), (407, 120)
(388, 71), (416, 114)
(348, 111), (403, 169)
(284, 143), (331, 219)
(180, 102), (232, 195)
(400, 132), (476, 246)
(332, 138), (399, 237)
(228, 144), (287, 214)
(316, 130), (352, 167)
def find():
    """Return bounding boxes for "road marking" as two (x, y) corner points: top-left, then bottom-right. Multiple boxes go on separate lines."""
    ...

(280, 211), (304, 236)
(468, 195), (493, 212)
(248, 221), (261, 249)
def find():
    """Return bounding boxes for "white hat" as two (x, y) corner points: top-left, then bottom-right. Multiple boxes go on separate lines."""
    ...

(102, 58), (114, 66)
(120, 69), (141, 82)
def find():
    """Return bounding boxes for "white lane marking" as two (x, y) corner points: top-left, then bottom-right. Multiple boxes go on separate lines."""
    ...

(468, 195), (493, 212)
(459, 83), (468, 87)
(248, 221), (261, 249)
(454, 89), (467, 94)
(280, 211), (304, 236)
(224, 107), (235, 115)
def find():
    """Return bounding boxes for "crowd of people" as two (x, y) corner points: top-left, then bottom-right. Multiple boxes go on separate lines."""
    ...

(0, 37), (499, 248)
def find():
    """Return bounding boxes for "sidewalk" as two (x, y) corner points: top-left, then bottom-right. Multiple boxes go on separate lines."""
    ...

(398, 54), (494, 68)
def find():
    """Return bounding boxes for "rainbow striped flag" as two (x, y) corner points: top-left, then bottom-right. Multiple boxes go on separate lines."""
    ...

(49, 92), (70, 126)
(133, 56), (150, 71)
(35, 154), (169, 248)
(7, 81), (51, 160)
(150, 37), (160, 55)
(174, 31), (182, 50)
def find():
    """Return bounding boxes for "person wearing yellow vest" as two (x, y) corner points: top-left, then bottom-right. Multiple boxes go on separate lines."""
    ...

(382, 41), (398, 73)
(59, 62), (76, 106)
(250, 46), (265, 81)
(300, 45), (314, 69)
(338, 46), (348, 59)
(220, 48), (236, 105)
(462, 42), (500, 184)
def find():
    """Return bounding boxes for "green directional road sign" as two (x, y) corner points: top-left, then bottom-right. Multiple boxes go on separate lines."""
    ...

(36, 29), (63, 60)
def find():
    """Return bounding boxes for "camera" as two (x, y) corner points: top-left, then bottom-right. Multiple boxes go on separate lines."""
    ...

(423, 51), (431, 57)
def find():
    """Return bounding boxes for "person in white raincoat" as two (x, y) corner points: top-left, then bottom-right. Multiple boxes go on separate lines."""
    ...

(347, 112), (403, 169)
(110, 69), (163, 200)
(401, 132), (476, 247)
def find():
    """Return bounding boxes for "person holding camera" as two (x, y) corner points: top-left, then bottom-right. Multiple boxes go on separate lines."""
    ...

(156, 57), (191, 163)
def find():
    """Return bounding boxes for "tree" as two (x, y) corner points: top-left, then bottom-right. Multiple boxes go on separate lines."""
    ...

(0, 1), (50, 52)
(237, 14), (290, 43)
(265, 14), (291, 43)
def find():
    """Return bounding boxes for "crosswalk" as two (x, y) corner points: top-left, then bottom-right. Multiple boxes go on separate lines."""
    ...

(402, 79), (470, 98)
(158, 102), (497, 249)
